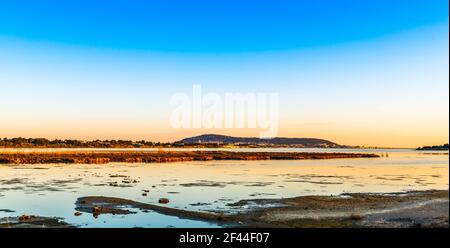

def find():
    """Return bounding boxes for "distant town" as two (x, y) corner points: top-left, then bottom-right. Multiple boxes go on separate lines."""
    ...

(0, 134), (346, 149)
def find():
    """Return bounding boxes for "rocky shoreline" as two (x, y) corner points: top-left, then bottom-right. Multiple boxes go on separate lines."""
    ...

(0, 151), (379, 164)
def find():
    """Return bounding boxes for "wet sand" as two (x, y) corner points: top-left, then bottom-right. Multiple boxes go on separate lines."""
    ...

(0, 151), (379, 164)
(229, 190), (449, 228)
(4, 190), (445, 228)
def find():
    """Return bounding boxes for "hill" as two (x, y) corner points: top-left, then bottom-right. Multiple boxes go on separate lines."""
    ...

(178, 134), (344, 148)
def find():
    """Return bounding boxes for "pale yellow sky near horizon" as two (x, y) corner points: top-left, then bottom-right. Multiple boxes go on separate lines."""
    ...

(1, 23), (448, 148)
(1, 118), (448, 148)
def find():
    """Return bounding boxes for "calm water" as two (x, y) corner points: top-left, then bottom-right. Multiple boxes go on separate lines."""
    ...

(0, 148), (448, 228)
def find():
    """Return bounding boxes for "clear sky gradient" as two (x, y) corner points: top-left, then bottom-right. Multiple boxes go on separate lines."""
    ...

(0, 0), (448, 147)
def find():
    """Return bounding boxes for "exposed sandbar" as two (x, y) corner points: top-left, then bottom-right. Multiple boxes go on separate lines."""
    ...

(0, 151), (379, 164)
(229, 190), (449, 228)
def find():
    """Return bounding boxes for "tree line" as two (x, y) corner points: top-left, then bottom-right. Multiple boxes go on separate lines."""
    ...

(0, 137), (171, 148)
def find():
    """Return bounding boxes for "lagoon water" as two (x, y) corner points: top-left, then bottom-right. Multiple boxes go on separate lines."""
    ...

(0, 148), (448, 227)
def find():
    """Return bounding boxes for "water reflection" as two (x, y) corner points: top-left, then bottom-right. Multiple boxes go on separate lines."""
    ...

(0, 149), (448, 227)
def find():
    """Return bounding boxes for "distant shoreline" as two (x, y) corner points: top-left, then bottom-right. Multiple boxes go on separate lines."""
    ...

(0, 136), (421, 149)
(0, 151), (379, 164)
(416, 144), (449, 151)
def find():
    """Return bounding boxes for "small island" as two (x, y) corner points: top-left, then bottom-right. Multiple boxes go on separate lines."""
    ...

(416, 144), (449, 151)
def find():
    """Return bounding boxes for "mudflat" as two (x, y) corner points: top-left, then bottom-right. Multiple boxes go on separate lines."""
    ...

(77, 190), (448, 228)
(0, 151), (379, 164)
(4, 190), (445, 228)
(229, 190), (449, 228)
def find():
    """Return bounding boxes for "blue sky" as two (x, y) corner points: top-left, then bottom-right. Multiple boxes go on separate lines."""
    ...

(1, 0), (448, 52)
(0, 0), (448, 147)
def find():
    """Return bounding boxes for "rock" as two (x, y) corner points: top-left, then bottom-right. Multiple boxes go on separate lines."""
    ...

(18, 215), (32, 221)
(158, 198), (170, 204)
(122, 179), (139, 184)
(419, 223), (433, 228)
(92, 206), (102, 213)
(350, 213), (364, 220)
(74, 212), (82, 216)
